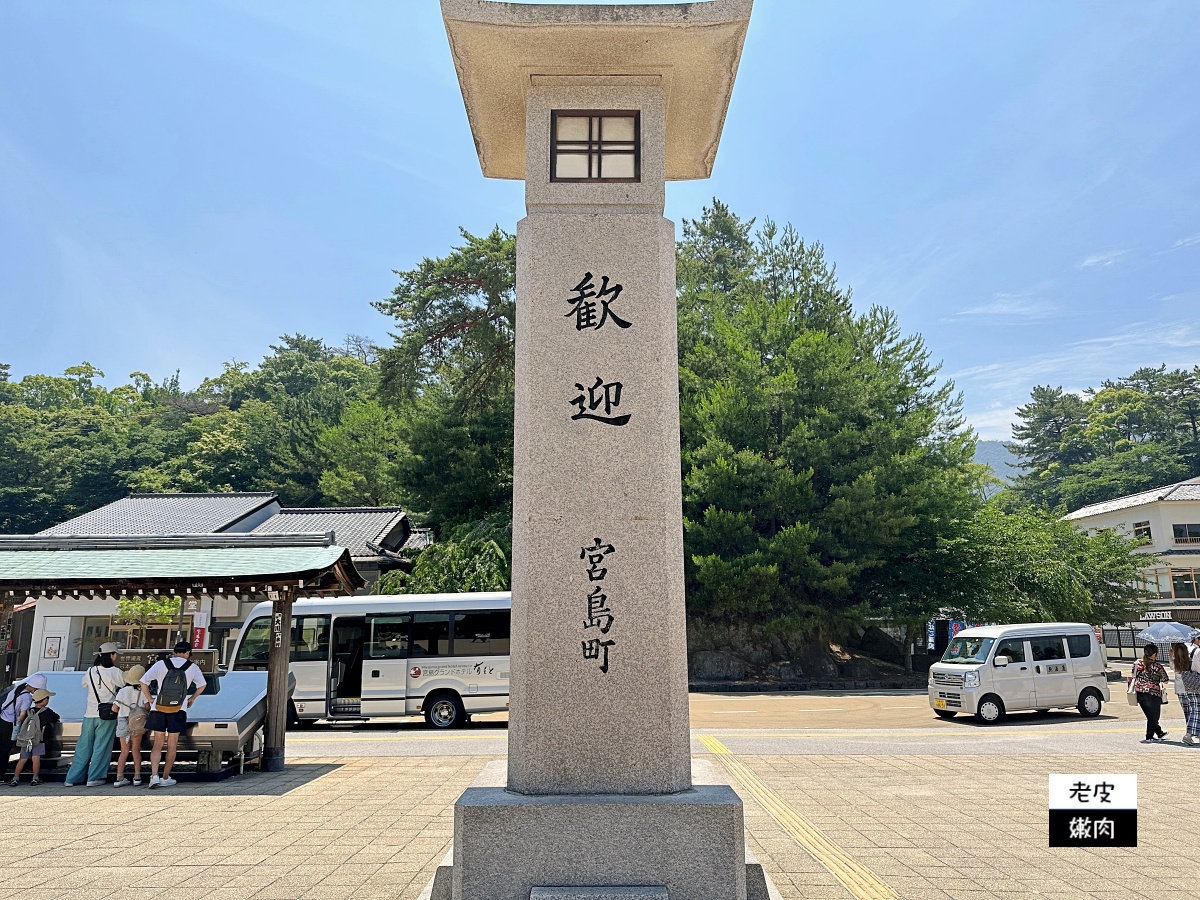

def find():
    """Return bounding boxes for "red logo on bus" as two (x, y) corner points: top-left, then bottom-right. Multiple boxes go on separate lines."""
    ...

(410, 666), (422, 679)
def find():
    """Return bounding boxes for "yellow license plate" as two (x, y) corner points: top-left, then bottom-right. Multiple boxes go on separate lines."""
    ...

(934, 699), (947, 709)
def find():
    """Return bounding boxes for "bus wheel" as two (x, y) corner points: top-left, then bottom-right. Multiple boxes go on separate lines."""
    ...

(1077, 688), (1103, 718)
(974, 695), (1005, 725)
(425, 693), (465, 729)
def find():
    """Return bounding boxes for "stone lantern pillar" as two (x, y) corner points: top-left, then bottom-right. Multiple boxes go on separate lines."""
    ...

(434, 3), (760, 898)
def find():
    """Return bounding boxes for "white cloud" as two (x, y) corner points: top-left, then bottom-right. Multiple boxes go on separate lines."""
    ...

(1170, 233), (1200, 250)
(964, 405), (1020, 441)
(1077, 249), (1128, 269)
(953, 291), (1055, 319)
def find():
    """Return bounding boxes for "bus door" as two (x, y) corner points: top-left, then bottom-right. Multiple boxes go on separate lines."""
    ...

(288, 614), (331, 717)
(361, 613), (411, 717)
(329, 615), (366, 718)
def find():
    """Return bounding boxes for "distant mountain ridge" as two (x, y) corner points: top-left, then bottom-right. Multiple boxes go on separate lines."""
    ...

(974, 440), (1022, 485)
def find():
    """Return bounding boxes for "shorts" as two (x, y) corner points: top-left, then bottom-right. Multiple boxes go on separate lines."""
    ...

(19, 743), (44, 759)
(145, 709), (188, 734)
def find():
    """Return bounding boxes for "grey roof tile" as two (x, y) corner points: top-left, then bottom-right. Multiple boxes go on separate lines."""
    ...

(251, 508), (409, 557)
(37, 493), (278, 536)
(1065, 478), (1200, 520)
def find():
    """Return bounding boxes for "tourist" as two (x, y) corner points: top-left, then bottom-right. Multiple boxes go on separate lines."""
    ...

(65, 642), (125, 786)
(9, 688), (57, 785)
(140, 641), (207, 789)
(1170, 643), (1200, 746)
(113, 664), (149, 786)
(0, 673), (48, 777)
(1131, 643), (1169, 743)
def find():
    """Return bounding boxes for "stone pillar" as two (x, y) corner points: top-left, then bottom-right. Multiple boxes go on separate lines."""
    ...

(508, 80), (691, 796)
(434, 3), (760, 898)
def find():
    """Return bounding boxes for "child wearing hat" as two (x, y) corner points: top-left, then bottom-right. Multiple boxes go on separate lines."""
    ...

(113, 665), (149, 787)
(9, 688), (56, 786)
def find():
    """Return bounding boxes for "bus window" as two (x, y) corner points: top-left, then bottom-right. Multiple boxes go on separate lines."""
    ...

(367, 615), (410, 659)
(451, 610), (510, 656)
(292, 615), (331, 662)
(410, 613), (450, 657)
(233, 617), (271, 670)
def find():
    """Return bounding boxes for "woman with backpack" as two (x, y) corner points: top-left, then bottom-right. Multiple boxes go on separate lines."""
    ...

(9, 688), (56, 785)
(65, 642), (125, 787)
(113, 664), (149, 786)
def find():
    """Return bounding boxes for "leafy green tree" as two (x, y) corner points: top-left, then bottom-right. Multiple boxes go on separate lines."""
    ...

(374, 228), (516, 406)
(317, 400), (409, 506)
(934, 504), (1147, 625)
(678, 202), (980, 635)
(373, 230), (516, 534)
(113, 594), (183, 646)
(377, 517), (510, 594)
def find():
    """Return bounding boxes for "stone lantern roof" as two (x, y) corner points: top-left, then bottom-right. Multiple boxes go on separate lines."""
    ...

(440, 0), (753, 181)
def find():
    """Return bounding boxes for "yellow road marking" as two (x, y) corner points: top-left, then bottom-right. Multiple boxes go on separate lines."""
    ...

(697, 735), (898, 900)
(701, 726), (1148, 739)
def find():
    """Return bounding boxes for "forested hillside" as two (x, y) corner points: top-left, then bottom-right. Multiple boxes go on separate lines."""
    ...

(1003, 368), (1200, 512)
(0, 202), (1148, 637)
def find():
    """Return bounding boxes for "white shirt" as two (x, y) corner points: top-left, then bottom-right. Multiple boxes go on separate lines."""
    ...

(115, 685), (148, 717)
(81, 665), (125, 718)
(140, 657), (206, 706)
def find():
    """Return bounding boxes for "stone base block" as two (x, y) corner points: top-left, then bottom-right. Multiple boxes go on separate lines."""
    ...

(419, 759), (781, 900)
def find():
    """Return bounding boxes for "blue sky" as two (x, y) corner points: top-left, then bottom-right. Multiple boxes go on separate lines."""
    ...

(2, 1), (1197, 440)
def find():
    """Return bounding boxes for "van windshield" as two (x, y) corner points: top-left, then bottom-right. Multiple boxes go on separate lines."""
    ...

(940, 637), (995, 664)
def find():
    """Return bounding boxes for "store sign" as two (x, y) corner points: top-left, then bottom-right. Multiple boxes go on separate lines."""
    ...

(1140, 611), (1173, 621)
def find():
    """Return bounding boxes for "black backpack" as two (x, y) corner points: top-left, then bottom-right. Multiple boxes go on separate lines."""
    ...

(0, 683), (27, 722)
(156, 658), (194, 711)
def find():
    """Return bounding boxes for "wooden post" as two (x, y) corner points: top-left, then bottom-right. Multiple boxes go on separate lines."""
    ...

(262, 586), (293, 772)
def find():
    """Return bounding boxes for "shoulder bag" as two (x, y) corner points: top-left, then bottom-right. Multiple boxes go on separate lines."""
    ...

(90, 668), (118, 721)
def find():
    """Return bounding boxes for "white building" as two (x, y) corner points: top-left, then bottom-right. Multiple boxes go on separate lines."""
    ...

(1064, 476), (1200, 627)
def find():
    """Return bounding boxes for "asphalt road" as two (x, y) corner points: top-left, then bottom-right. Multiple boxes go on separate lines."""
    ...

(281, 688), (1199, 758)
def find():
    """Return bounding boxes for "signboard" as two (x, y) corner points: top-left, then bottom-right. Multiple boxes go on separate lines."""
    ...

(182, 596), (203, 614)
(191, 627), (207, 651)
(1140, 611), (1173, 621)
(114, 648), (219, 676)
(1049, 774), (1136, 847)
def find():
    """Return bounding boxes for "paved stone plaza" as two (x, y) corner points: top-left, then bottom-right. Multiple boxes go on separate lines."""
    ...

(0, 694), (1193, 900)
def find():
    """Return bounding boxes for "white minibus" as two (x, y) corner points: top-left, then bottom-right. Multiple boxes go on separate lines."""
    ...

(928, 622), (1110, 724)
(230, 592), (510, 728)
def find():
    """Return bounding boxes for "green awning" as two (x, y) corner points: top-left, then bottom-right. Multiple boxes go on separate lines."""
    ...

(0, 546), (348, 582)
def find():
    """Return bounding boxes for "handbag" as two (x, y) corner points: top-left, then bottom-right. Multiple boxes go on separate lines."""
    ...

(90, 668), (118, 721)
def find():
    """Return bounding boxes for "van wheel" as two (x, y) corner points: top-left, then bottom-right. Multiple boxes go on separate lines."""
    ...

(975, 695), (1005, 725)
(934, 710), (957, 719)
(424, 693), (465, 729)
(1078, 688), (1103, 718)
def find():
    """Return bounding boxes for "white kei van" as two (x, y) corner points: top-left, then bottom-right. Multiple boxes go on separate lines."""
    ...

(927, 623), (1110, 724)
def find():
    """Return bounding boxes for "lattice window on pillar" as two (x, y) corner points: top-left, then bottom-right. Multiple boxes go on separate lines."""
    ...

(551, 111), (640, 182)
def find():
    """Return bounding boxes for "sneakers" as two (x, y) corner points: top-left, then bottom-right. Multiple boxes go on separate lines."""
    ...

(130, 778), (143, 786)
(1183, 734), (1199, 745)
(86, 779), (107, 786)
(157, 777), (177, 788)
(1156, 730), (1169, 741)
(148, 775), (161, 789)
(114, 778), (131, 788)
(6, 778), (17, 787)
(29, 778), (40, 786)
